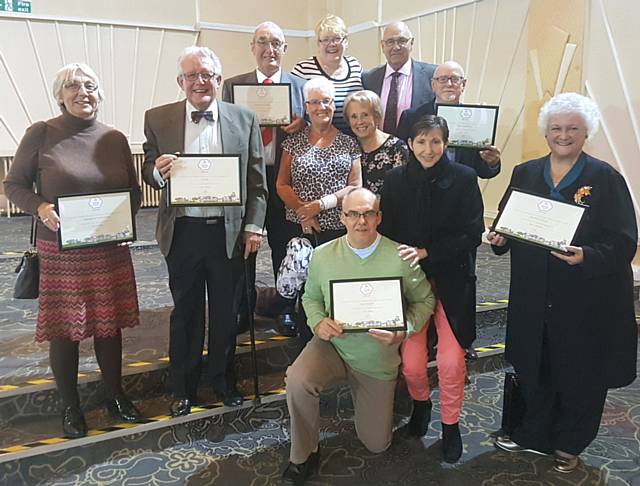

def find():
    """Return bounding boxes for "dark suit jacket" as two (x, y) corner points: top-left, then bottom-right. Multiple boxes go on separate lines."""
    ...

(221, 69), (305, 180)
(396, 101), (501, 179)
(142, 100), (267, 258)
(492, 153), (637, 391)
(362, 59), (437, 111)
(379, 155), (484, 348)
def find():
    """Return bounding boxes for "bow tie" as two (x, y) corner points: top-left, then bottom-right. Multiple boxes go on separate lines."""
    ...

(191, 111), (214, 123)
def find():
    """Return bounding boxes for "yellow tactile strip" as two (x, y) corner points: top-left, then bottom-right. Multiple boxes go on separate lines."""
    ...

(0, 387), (288, 457)
(0, 335), (295, 397)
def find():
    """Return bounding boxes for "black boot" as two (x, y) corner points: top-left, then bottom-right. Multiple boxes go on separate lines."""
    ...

(442, 422), (462, 463)
(408, 399), (432, 436)
(62, 405), (88, 438)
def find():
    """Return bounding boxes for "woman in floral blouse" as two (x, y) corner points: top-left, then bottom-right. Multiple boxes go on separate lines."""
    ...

(344, 90), (408, 195)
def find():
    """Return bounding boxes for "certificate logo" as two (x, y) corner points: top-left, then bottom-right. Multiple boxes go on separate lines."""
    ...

(537, 200), (553, 212)
(359, 283), (373, 296)
(198, 159), (212, 171)
(256, 87), (267, 98)
(458, 108), (473, 120)
(88, 197), (103, 210)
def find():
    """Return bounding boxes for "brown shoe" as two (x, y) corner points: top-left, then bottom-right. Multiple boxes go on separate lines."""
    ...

(553, 452), (579, 473)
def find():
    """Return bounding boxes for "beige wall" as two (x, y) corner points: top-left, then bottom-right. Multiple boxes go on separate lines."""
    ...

(2, 0), (640, 231)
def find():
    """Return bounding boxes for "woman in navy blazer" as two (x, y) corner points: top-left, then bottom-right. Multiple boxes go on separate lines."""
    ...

(489, 93), (637, 473)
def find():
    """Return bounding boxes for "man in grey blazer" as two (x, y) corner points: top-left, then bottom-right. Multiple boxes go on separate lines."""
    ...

(142, 46), (267, 417)
(362, 21), (436, 136)
(222, 21), (306, 336)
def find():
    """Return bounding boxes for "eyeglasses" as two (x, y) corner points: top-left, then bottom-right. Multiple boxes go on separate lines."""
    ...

(305, 98), (333, 107)
(63, 81), (98, 93)
(433, 75), (465, 85)
(318, 36), (346, 46)
(181, 72), (216, 82)
(343, 210), (379, 221)
(382, 37), (413, 48)
(254, 39), (285, 50)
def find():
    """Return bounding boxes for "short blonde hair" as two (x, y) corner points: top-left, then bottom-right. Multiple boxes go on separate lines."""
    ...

(344, 90), (383, 124)
(52, 63), (104, 112)
(315, 14), (348, 39)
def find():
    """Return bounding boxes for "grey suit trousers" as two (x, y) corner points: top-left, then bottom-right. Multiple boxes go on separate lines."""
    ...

(285, 337), (396, 464)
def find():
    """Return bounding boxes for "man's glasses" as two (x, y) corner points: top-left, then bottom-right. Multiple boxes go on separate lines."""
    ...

(305, 98), (333, 107)
(182, 72), (216, 82)
(318, 36), (346, 46)
(382, 37), (413, 48)
(64, 81), (98, 93)
(254, 39), (285, 50)
(433, 75), (465, 85)
(343, 210), (379, 221)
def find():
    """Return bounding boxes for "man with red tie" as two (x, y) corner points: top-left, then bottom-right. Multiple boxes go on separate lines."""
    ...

(142, 46), (267, 417)
(222, 22), (306, 337)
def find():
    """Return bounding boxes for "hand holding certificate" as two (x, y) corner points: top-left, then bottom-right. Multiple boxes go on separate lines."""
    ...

(492, 188), (586, 252)
(330, 277), (406, 333)
(56, 190), (136, 251)
(168, 154), (242, 206)
(436, 103), (499, 149)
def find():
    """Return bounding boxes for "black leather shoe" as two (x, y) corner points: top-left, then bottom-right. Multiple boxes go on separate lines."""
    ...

(221, 387), (244, 407)
(278, 313), (298, 337)
(282, 449), (320, 485)
(408, 399), (432, 436)
(106, 395), (142, 422)
(169, 398), (192, 417)
(442, 422), (462, 463)
(62, 405), (88, 439)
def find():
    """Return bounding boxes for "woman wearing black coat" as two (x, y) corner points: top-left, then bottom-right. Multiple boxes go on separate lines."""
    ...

(488, 93), (637, 473)
(379, 115), (485, 462)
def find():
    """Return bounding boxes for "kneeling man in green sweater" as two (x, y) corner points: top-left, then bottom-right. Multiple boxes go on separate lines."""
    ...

(282, 187), (435, 484)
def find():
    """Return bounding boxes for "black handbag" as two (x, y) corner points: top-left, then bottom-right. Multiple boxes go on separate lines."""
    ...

(14, 216), (39, 299)
(500, 371), (526, 435)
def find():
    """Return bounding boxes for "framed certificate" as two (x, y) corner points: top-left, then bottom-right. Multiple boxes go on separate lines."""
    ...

(330, 277), (406, 333)
(232, 83), (292, 126)
(55, 190), (136, 251)
(492, 188), (587, 252)
(168, 154), (242, 207)
(436, 103), (499, 149)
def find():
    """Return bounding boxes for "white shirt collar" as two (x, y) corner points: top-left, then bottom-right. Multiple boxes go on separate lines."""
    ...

(385, 59), (412, 78)
(256, 68), (282, 83)
(186, 99), (218, 124)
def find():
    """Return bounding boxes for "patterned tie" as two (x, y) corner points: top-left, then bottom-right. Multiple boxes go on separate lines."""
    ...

(191, 111), (214, 124)
(383, 71), (401, 134)
(261, 78), (274, 146)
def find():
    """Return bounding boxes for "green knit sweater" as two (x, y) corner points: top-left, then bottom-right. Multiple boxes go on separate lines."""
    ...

(302, 235), (434, 381)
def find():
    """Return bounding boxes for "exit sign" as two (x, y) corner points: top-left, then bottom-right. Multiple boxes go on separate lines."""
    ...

(0, 0), (32, 13)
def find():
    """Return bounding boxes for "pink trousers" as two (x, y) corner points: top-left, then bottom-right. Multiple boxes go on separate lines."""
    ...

(401, 296), (467, 425)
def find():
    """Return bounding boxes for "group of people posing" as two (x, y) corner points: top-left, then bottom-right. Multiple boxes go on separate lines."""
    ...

(3, 13), (637, 485)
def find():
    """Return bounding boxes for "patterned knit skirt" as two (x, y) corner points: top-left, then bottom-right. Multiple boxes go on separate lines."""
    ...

(35, 239), (140, 342)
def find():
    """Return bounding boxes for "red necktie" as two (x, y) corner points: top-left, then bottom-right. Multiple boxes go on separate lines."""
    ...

(261, 79), (274, 146)
(383, 72), (400, 134)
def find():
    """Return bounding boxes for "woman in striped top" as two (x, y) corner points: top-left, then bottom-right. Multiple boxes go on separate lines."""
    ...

(292, 14), (363, 135)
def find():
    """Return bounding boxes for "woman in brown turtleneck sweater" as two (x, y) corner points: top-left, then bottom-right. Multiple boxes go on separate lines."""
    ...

(4, 63), (142, 438)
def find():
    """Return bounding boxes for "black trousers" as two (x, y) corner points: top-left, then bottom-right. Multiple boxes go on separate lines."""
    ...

(512, 323), (608, 455)
(237, 164), (294, 318)
(165, 218), (242, 398)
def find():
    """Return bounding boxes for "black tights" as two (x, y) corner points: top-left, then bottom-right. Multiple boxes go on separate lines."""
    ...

(49, 332), (123, 408)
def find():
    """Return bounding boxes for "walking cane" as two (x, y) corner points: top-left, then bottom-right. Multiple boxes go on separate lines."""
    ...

(244, 253), (261, 405)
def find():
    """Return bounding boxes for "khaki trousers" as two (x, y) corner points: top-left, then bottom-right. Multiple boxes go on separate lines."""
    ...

(285, 337), (397, 464)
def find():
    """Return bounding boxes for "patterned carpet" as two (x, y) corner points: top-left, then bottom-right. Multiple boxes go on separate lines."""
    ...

(30, 357), (640, 486)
